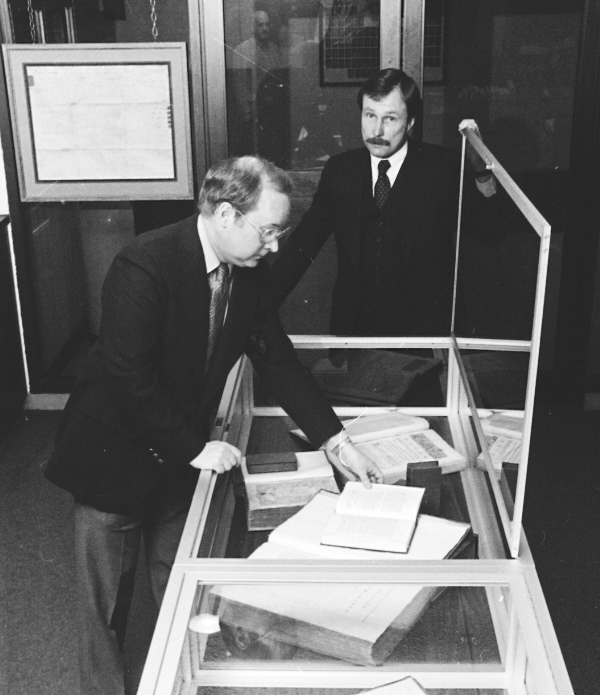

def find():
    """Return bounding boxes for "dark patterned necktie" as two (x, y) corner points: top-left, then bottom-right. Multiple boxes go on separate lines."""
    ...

(206, 263), (230, 367)
(374, 159), (391, 210)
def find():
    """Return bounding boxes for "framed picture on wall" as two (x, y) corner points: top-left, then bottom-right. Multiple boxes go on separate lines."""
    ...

(424, 0), (446, 84)
(3, 43), (193, 201)
(319, 0), (380, 86)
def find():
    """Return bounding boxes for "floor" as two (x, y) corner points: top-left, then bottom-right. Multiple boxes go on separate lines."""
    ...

(0, 406), (598, 694)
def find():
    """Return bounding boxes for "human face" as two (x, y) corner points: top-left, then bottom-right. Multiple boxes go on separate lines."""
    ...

(361, 87), (414, 159)
(254, 11), (270, 44)
(217, 187), (290, 268)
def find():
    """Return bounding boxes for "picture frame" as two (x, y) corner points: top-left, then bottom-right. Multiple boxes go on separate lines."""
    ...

(423, 0), (446, 84)
(319, 0), (380, 87)
(2, 43), (194, 202)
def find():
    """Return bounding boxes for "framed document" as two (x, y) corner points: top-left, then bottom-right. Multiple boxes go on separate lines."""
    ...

(3, 43), (194, 201)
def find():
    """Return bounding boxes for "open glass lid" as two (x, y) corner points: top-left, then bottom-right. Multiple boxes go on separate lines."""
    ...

(452, 124), (552, 558)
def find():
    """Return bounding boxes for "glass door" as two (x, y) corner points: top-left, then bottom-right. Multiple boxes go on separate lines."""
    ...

(0, 0), (198, 392)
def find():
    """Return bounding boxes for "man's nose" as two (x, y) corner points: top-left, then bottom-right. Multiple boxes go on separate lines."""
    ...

(265, 238), (279, 254)
(374, 118), (384, 135)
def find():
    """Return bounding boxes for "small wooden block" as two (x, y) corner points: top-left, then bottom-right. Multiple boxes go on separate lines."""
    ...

(406, 460), (442, 516)
(245, 452), (298, 475)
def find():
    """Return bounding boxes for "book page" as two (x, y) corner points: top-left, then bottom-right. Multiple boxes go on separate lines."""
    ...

(354, 430), (465, 483)
(335, 481), (424, 520)
(477, 435), (522, 470)
(323, 513), (415, 545)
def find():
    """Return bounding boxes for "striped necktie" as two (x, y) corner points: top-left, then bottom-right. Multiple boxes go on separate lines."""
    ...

(374, 159), (391, 210)
(206, 263), (230, 367)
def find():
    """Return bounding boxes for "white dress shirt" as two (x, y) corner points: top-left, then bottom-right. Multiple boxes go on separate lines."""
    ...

(370, 140), (496, 198)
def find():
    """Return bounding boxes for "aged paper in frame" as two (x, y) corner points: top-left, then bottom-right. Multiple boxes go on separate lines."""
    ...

(3, 43), (193, 201)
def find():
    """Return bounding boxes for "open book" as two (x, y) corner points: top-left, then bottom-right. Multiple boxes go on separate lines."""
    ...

(293, 413), (466, 484)
(269, 490), (472, 561)
(321, 482), (425, 553)
(477, 411), (523, 476)
(210, 491), (473, 666)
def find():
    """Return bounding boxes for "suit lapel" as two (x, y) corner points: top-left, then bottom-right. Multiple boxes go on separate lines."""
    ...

(176, 217), (211, 391)
(347, 149), (371, 261)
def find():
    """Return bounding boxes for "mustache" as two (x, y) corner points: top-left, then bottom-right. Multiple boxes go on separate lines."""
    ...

(366, 137), (390, 146)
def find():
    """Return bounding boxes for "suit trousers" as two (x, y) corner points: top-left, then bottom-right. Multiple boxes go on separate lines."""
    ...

(74, 488), (190, 695)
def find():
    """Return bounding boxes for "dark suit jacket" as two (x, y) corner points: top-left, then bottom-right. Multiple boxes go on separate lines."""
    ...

(270, 140), (502, 336)
(45, 216), (342, 513)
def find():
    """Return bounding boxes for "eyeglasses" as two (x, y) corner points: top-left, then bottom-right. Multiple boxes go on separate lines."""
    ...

(231, 206), (290, 244)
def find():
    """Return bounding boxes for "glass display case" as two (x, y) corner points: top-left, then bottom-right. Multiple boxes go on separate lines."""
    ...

(136, 129), (571, 695)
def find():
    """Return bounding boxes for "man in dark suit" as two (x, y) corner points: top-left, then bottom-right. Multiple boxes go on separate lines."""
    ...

(270, 68), (499, 337)
(44, 156), (382, 695)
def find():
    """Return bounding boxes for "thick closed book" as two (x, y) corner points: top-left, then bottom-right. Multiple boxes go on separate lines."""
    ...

(212, 492), (473, 666)
(241, 451), (337, 531)
(320, 482), (425, 553)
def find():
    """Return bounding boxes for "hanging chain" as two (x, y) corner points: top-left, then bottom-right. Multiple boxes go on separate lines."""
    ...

(149, 0), (158, 40)
(27, 0), (36, 43)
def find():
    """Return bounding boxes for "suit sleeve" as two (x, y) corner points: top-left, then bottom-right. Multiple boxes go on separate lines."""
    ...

(78, 248), (206, 468)
(244, 266), (343, 448)
(270, 158), (338, 306)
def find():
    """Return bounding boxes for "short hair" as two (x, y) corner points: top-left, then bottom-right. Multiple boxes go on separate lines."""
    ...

(199, 156), (292, 216)
(357, 68), (422, 122)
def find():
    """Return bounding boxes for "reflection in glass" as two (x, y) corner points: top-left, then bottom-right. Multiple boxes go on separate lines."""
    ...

(224, 1), (377, 171)
(455, 186), (541, 342)
(193, 582), (501, 668)
(254, 347), (447, 408)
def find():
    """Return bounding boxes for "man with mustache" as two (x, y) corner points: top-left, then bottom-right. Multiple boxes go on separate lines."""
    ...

(270, 68), (498, 338)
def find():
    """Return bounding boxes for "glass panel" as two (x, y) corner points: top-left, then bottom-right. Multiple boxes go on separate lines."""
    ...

(454, 174), (541, 342)
(190, 581), (504, 669)
(451, 123), (549, 541)
(422, 0), (582, 364)
(212, 344), (486, 561)
(255, 347), (448, 408)
(184, 690), (504, 695)
(224, 1), (379, 169)
(3, 0), (195, 391)
(184, 690), (503, 695)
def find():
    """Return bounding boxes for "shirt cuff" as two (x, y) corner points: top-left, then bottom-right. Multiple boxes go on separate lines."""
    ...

(321, 429), (352, 461)
(476, 175), (497, 198)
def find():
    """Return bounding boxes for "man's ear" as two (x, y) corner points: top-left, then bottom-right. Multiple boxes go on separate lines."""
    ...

(216, 201), (236, 227)
(408, 118), (416, 133)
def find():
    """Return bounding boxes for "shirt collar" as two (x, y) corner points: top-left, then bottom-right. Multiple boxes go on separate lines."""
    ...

(369, 139), (409, 189)
(197, 215), (222, 275)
